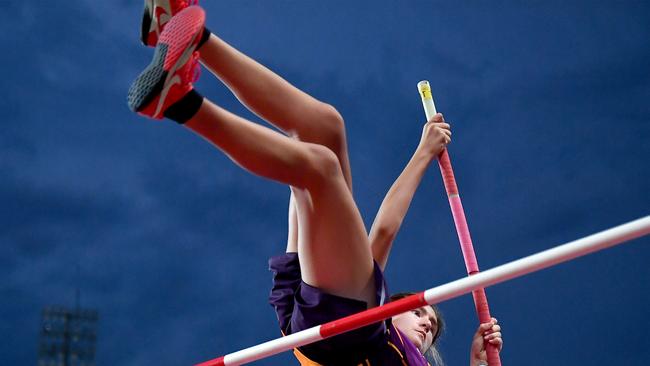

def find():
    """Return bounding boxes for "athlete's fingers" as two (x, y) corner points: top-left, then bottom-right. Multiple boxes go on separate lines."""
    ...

(436, 127), (451, 139)
(431, 122), (450, 130)
(488, 334), (504, 351)
(429, 113), (444, 123)
(478, 322), (493, 333)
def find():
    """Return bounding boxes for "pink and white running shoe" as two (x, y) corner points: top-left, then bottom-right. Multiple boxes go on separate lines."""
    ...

(128, 6), (205, 119)
(140, 0), (199, 47)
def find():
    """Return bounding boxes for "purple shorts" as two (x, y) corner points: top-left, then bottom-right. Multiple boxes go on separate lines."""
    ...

(268, 253), (389, 365)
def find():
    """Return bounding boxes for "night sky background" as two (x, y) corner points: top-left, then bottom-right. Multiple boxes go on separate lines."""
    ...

(2, 1), (649, 365)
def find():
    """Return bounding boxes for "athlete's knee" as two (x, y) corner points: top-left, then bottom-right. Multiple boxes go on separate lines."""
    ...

(319, 103), (345, 132)
(300, 143), (343, 188)
(303, 103), (346, 151)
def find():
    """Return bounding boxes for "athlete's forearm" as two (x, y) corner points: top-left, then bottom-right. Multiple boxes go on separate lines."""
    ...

(369, 147), (436, 269)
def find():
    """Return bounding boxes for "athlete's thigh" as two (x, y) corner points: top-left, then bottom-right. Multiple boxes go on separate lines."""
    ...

(292, 177), (376, 307)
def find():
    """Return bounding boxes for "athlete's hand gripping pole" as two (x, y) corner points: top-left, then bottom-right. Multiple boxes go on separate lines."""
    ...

(417, 80), (501, 366)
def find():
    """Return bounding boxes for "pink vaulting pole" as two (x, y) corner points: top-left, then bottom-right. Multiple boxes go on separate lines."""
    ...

(417, 80), (500, 365)
(195, 216), (650, 366)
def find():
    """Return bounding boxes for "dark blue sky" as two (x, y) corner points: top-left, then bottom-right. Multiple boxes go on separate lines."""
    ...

(2, 1), (649, 365)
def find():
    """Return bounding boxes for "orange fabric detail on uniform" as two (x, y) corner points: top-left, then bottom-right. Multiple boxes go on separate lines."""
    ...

(292, 348), (323, 366)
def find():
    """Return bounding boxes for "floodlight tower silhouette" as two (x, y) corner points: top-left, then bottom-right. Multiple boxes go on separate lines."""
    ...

(37, 267), (99, 366)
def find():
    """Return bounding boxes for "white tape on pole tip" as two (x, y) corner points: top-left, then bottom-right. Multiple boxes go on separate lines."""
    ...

(418, 80), (437, 119)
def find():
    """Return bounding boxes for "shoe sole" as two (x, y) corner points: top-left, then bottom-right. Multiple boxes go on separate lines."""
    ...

(127, 44), (169, 113)
(128, 6), (205, 118)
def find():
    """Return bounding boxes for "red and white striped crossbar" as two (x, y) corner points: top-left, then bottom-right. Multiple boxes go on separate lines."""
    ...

(196, 215), (650, 366)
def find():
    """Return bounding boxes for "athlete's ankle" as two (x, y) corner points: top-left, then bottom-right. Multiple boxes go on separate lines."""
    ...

(197, 27), (211, 50)
(163, 89), (205, 124)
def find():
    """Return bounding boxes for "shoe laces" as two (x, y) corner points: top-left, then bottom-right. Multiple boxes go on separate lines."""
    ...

(184, 0), (200, 7)
(174, 0), (200, 13)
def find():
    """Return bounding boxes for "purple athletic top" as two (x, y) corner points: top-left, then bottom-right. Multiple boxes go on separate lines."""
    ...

(269, 253), (429, 366)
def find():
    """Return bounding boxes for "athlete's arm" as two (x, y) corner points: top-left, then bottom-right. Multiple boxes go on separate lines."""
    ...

(369, 113), (450, 270)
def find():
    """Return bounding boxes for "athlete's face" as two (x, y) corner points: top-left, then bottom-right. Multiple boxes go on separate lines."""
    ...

(392, 306), (438, 353)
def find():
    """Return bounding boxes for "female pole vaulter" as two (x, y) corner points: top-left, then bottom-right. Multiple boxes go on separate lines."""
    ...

(129, 3), (502, 365)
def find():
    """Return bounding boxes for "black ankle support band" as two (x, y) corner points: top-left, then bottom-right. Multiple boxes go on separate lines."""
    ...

(197, 27), (211, 50)
(163, 89), (204, 124)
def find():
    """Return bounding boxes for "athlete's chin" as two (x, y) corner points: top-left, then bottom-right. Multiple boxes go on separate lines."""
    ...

(408, 331), (423, 349)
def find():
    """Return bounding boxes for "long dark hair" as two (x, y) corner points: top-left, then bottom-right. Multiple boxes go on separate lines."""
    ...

(389, 292), (445, 366)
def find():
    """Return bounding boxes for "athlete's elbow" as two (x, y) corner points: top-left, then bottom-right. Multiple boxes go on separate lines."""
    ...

(372, 223), (399, 244)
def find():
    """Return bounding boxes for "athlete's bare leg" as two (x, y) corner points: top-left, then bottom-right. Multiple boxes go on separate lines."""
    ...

(186, 99), (376, 306)
(130, 6), (375, 305)
(199, 34), (353, 189)
(197, 33), (379, 306)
